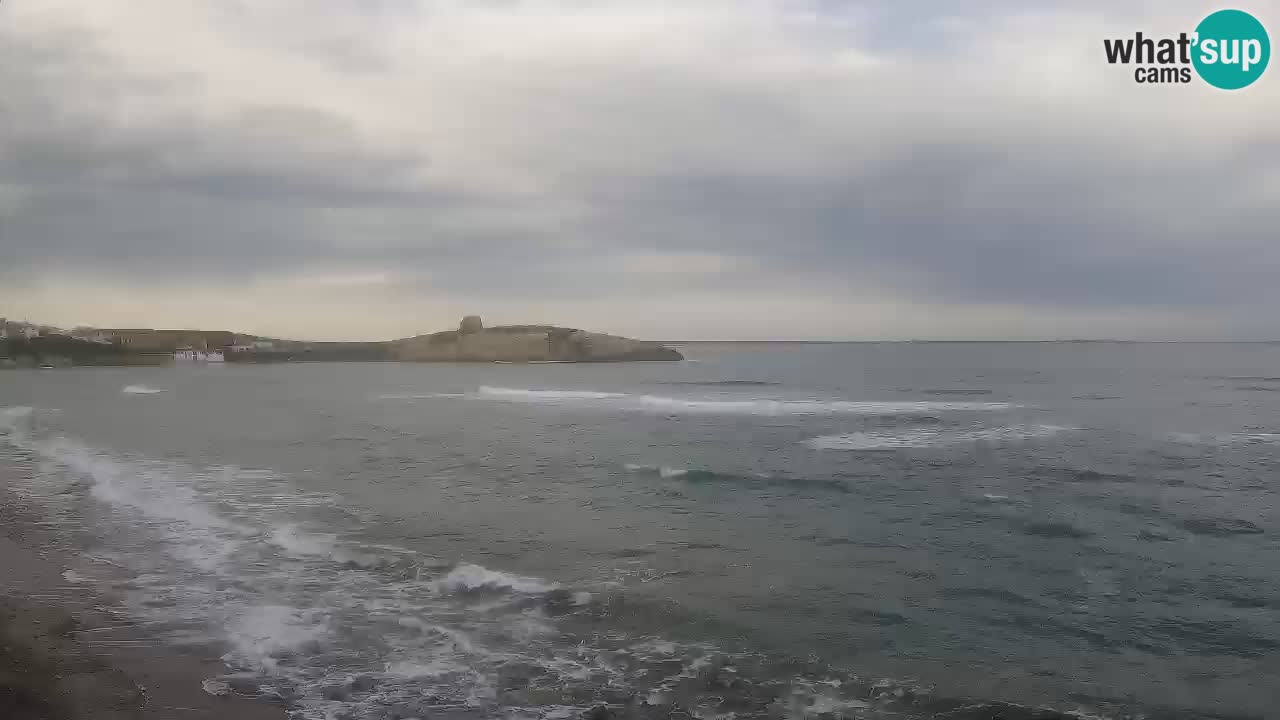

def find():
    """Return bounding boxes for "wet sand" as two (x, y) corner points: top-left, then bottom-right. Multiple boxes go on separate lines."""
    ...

(0, 469), (283, 720)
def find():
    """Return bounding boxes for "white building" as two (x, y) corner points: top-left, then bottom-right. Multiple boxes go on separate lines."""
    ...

(175, 347), (226, 363)
(71, 329), (114, 345)
(3, 321), (41, 340)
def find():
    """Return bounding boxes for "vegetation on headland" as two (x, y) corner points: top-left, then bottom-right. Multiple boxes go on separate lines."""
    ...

(0, 336), (158, 368)
(224, 343), (392, 363)
(0, 336), (391, 367)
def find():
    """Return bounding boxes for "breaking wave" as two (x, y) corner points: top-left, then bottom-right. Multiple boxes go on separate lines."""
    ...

(622, 463), (850, 493)
(805, 424), (1072, 450)
(1168, 431), (1280, 446)
(434, 563), (557, 594)
(122, 384), (166, 395)
(479, 386), (628, 400)
(372, 392), (466, 400)
(479, 386), (1013, 416)
(659, 380), (781, 387)
(0, 406), (1166, 720)
(0, 405), (35, 429)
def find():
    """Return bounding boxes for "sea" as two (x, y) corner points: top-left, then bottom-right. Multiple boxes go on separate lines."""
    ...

(1, 342), (1277, 720)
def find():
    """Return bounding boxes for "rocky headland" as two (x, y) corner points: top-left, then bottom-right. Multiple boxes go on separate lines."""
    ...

(389, 316), (683, 363)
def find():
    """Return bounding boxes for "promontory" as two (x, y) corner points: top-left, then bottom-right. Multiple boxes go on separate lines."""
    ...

(389, 316), (683, 363)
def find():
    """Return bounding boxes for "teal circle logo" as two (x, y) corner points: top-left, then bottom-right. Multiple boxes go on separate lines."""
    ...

(1193, 9), (1270, 89)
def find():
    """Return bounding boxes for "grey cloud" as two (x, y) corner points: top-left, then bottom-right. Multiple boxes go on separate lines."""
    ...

(1, 0), (1278, 338)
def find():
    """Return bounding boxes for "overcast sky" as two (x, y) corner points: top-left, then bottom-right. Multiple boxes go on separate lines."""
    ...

(2, 1), (1277, 340)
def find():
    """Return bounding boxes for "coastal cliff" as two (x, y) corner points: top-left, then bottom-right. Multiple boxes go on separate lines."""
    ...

(390, 316), (682, 363)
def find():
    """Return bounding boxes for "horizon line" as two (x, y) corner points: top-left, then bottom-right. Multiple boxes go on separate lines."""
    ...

(662, 339), (1280, 344)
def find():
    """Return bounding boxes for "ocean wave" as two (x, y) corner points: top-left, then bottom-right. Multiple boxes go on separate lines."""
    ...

(805, 425), (1071, 450)
(624, 462), (699, 479)
(0, 405), (35, 434)
(480, 386), (1013, 416)
(269, 523), (339, 558)
(636, 395), (1013, 415)
(18, 434), (250, 573)
(1180, 517), (1265, 537)
(1022, 519), (1094, 539)
(479, 386), (629, 400)
(122, 384), (166, 394)
(434, 563), (558, 594)
(623, 463), (850, 494)
(373, 392), (466, 400)
(659, 380), (781, 387)
(1033, 467), (1136, 485)
(224, 605), (328, 674)
(5, 410), (1138, 720)
(1168, 431), (1280, 446)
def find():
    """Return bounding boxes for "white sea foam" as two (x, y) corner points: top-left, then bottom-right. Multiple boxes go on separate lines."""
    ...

(122, 384), (166, 394)
(5, 406), (993, 720)
(0, 405), (34, 423)
(4, 414), (697, 720)
(62, 569), (88, 583)
(201, 679), (231, 696)
(224, 605), (327, 672)
(373, 392), (466, 400)
(635, 395), (1010, 415)
(1169, 431), (1280, 446)
(40, 438), (236, 530)
(478, 386), (1012, 416)
(434, 563), (557, 594)
(27, 436), (249, 573)
(269, 523), (338, 559)
(479, 386), (628, 401)
(806, 425), (1072, 450)
(624, 463), (690, 478)
(0, 406), (35, 439)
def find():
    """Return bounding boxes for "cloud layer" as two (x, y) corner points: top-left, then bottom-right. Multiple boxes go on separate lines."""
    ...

(2, 0), (1277, 340)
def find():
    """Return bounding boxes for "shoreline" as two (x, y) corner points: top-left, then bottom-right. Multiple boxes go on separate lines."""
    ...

(0, 460), (283, 720)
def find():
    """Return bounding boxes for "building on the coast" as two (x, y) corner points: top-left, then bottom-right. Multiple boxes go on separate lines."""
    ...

(102, 329), (176, 352)
(70, 327), (114, 345)
(174, 346), (226, 362)
(7, 322), (41, 340)
(102, 329), (236, 354)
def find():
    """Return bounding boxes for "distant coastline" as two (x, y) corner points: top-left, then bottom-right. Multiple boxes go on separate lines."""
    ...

(666, 339), (1280, 344)
(1, 315), (682, 367)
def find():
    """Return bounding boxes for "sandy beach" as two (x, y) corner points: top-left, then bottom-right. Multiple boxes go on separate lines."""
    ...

(0, 460), (283, 720)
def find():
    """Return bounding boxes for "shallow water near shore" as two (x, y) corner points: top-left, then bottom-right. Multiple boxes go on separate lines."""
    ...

(2, 343), (1278, 719)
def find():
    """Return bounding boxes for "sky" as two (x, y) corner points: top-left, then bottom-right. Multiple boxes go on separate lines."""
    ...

(1, 0), (1278, 341)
